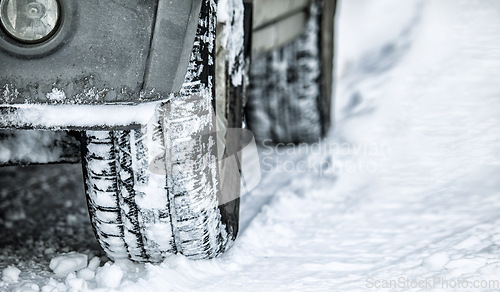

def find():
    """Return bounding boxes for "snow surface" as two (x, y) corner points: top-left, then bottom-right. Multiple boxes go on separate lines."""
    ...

(1, 0), (500, 291)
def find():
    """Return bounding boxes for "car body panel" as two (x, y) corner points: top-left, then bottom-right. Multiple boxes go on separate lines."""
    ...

(251, 0), (309, 30)
(248, 0), (311, 56)
(0, 0), (317, 130)
(0, 0), (201, 105)
(251, 10), (307, 56)
(145, 0), (203, 94)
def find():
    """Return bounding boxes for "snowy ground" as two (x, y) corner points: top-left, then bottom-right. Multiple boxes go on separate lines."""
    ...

(1, 0), (500, 291)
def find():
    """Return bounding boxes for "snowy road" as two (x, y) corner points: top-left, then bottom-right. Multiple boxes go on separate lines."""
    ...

(2, 0), (500, 291)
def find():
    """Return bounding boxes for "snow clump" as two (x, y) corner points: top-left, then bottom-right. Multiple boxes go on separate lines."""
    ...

(95, 262), (123, 289)
(64, 272), (88, 291)
(41, 278), (67, 292)
(49, 252), (88, 277)
(2, 265), (21, 282)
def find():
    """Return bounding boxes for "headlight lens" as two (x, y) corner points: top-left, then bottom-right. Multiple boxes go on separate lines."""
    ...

(0, 0), (60, 43)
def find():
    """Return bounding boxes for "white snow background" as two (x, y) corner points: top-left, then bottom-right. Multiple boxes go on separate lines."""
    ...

(1, 0), (500, 291)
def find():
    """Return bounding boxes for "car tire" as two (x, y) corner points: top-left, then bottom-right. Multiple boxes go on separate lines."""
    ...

(246, 0), (336, 144)
(81, 0), (246, 262)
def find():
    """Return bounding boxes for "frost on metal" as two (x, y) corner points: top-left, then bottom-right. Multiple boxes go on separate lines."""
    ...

(246, 0), (323, 143)
(0, 75), (165, 105)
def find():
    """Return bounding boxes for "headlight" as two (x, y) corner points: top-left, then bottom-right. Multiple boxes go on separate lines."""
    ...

(0, 0), (60, 43)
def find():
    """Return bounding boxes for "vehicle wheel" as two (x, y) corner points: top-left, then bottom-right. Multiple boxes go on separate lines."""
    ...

(246, 0), (336, 144)
(81, 0), (246, 262)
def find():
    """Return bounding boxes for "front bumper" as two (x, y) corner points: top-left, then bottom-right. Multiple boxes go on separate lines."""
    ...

(0, 0), (202, 106)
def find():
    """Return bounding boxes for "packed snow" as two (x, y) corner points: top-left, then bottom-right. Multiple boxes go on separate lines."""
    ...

(1, 0), (500, 291)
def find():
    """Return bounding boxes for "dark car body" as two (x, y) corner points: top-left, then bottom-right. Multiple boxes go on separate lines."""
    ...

(0, 0), (329, 161)
(0, 0), (201, 107)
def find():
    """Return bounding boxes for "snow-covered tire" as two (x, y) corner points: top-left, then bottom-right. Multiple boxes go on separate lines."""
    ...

(82, 129), (176, 262)
(82, 0), (246, 262)
(246, 0), (335, 144)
